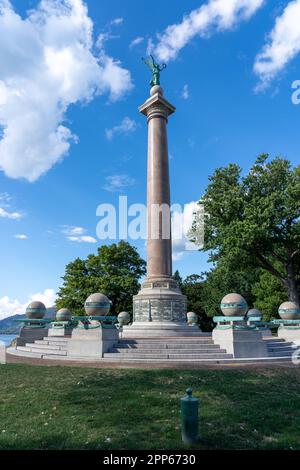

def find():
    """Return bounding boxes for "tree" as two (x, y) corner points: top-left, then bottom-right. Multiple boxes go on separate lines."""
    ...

(172, 270), (183, 288)
(181, 274), (213, 331)
(252, 270), (287, 321)
(193, 155), (300, 306)
(56, 241), (146, 315)
(200, 259), (258, 318)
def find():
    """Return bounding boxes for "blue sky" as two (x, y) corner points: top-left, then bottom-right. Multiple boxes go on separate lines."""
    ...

(0, 0), (300, 317)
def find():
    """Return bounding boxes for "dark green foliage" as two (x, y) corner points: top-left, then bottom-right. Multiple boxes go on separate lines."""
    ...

(172, 269), (183, 288)
(200, 260), (258, 318)
(56, 241), (146, 315)
(252, 270), (287, 321)
(194, 155), (300, 306)
(181, 274), (213, 331)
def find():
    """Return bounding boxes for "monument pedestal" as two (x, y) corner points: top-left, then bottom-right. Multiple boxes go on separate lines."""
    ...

(67, 325), (119, 358)
(16, 326), (49, 347)
(277, 326), (300, 344)
(48, 325), (73, 337)
(123, 277), (200, 338)
(212, 327), (268, 358)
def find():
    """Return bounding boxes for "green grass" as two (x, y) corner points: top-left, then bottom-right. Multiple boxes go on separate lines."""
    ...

(0, 364), (299, 450)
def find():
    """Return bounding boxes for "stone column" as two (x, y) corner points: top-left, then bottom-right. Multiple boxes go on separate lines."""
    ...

(142, 85), (173, 279)
(123, 85), (201, 338)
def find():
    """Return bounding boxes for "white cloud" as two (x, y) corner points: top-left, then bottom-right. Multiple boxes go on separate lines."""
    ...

(171, 201), (202, 261)
(0, 193), (23, 219)
(14, 234), (28, 239)
(67, 235), (97, 243)
(62, 225), (97, 243)
(0, 0), (133, 182)
(0, 288), (56, 320)
(105, 117), (137, 140)
(102, 174), (135, 192)
(0, 207), (23, 220)
(110, 17), (123, 26)
(153, 0), (265, 62)
(181, 84), (189, 99)
(129, 36), (144, 48)
(254, 0), (300, 90)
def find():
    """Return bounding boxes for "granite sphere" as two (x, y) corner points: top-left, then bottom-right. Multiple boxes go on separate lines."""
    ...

(278, 301), (300, 320)
(84, 293), (111, 316)
(118, 311), (130, 326)
(26, 301), (46, 319)
(187, 312), (198, 325)
(56, 308), (72, 322)
(247, 308), (262, 320)
(220, 293), (248, 317)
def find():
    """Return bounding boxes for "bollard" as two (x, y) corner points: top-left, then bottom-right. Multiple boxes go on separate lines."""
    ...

(180, 388), (199, 444)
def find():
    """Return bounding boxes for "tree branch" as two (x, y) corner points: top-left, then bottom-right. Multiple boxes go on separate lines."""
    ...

(255, 252), (285, 282)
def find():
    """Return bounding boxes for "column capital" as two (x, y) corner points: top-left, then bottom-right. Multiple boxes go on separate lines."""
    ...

(139, 92), (175, 123)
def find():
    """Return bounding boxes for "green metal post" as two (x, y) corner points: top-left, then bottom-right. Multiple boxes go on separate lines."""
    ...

(180, 388), (199, 444)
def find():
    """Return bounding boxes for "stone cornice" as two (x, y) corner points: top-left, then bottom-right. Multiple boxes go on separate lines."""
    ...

(139, 93), (176, 122)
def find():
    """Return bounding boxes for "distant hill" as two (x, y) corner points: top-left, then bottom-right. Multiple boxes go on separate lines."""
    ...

(0, 307), (56, 334)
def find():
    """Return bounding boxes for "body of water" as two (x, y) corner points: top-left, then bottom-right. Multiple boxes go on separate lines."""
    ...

(0, 335), (17, 347)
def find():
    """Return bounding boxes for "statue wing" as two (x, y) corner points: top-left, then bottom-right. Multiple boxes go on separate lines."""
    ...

(142, 57), (154, 70)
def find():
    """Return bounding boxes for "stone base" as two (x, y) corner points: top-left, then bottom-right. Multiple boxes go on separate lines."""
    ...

(277, 326), (300, 344)
(212, 327), (268, 358)
(16, 327), (49, 347)
(260, 327), (273, 338)
(67, 325), (119, 358)
(0, 342), (6, 364)
(122, 322), (202, 338)
(48, 326), (73, 337)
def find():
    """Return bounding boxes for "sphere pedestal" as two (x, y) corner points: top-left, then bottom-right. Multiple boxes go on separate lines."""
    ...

(212, 326), (268, 358)
(278, 325), (300, 344)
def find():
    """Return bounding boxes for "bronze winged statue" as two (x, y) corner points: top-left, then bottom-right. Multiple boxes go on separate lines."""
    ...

(142, 55), (167, 87)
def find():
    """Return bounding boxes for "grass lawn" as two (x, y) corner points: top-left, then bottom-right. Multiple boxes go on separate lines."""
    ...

(0, 364), (299, 450)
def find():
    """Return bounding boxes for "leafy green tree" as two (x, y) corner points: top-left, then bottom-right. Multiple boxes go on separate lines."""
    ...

(200, 259), (258, 318)
(172, 269), (183, 288)
(56, 241), (146, 315)
(193, 155), (300, 306)
(181, 274), (213, 331)
(252, 270), (287, 321)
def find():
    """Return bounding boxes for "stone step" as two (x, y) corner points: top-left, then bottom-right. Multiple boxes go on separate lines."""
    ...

(266, 341), (294, 347)
(47, 337), (70, 342)
(118, 339), (214, 345)
(26, 343), (67, 351)
(35, 339), (69, 347)
(103, 352), (232, 359)
(111, 347), (227, 354)
(268, 345), (298, 351)
(20, 346), (67, 356)
(101, 355), (292, 363)
(115, 342), (219, 350)
(115, 343), (216, 350)
(268, 351), (295, 357)
(13, 349), (43, 358)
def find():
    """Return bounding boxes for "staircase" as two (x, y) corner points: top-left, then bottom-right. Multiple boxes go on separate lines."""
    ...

(103, 336), (233, 362)
(9, 337), (70, 359)
(265, 337), (299, 358)
(7, 334), (299, 364)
